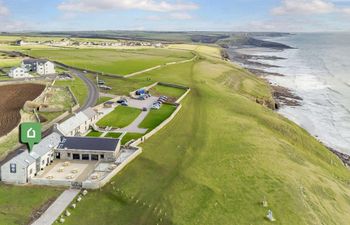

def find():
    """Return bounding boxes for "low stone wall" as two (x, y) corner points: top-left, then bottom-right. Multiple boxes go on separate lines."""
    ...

(30, 178), (72, 187)
(131, 104), (182, 147)
(158, 82), (189, 90)
(82, 148), (142, 189)
(176, 88), (191, 104)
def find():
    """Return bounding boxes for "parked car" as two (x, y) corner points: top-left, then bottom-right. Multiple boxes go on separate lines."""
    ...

(142, 107), (148, 111)
(121, 102), (128, 106)
(151, 104), (160, 109)
(117, 98), (128, 104)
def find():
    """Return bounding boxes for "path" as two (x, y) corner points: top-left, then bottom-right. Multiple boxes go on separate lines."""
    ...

(117, 110), (149, 133)
(31, 189), (80, 225)
(124, 54), (197, 78)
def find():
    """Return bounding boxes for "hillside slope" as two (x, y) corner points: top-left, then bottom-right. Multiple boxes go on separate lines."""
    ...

(63, 45), (350, 225)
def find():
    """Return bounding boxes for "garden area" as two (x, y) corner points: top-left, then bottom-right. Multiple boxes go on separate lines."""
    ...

(96, 106), (141, 128)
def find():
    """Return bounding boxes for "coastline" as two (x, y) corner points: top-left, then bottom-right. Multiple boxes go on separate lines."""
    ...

(224, 40), (350, 167)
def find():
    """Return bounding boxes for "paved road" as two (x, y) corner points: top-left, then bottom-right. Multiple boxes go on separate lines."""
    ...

(31, 189), (80, 225)
(66, 68), (99, 111)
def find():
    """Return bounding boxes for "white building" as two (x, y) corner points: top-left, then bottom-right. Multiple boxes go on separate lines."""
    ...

(55, 108), (99, 136)
(22, 59), (56, 75)
(8, 67), (31, 79)
(0, 132), (61, 184)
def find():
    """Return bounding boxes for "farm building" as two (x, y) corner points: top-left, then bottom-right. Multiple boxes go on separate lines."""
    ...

(0, 132), (61, 184)
(55, 136), (121, 162)
(8, 67), (31, 78)
(22, 59), (56, 75)
(55, 107), (99, 136)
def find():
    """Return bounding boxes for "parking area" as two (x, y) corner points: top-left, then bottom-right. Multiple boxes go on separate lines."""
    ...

(35, 160), (97, 182)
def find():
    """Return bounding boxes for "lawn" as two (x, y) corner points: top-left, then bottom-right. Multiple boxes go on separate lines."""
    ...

(105, 132), (122, 139)
(63, 44), (350, 225)
(96, 96), (113, 105)
(149, 84), (187, 101)
(0, 185), (62, 225)
(25, 48), (194, 75)
(86, 130), (103, 137)
(139, 104), (176, 131)
(96, 106), (141, 128)
(54, 75), (88, 106)
(121, 133), (144, 145)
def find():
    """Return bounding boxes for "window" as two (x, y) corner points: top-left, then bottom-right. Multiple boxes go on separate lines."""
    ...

(67, 153), (71, 157)
(100, 154), (104, 159)
(82, 154), (89, 160)
(10, 163), (16, 173)
(73, 154), (80, 160)
(91, 154), (98, 160)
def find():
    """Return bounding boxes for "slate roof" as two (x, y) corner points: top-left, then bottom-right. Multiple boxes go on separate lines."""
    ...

(56, 107), (97, 136)
(57, 136), (119, 152)
(30, 132), (61, 159)
(23, 59), (49, 65)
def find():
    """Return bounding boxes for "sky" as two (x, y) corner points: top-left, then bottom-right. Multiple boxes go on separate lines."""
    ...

(0, 0), (350, 32)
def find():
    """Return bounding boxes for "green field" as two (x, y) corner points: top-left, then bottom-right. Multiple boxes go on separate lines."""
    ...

(105, 132), (122, 139)
(61, 44), (350, 225)
(86, 130), (103, 137)
(0, 185), (62, 225)
(25, 48), (194, 75)
(54, 75), (88, 106)
(149, 84), (186, 100)
(97, 106), (141, 128)
(139, 104), (176, 131)
(88, 74), (153, 96)
(121, 133), (144, 145)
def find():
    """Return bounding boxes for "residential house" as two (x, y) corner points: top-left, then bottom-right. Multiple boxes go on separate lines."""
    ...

(0, 132), (61, 184)
(22, 59), (56, 75)
(55, 107), (99, 136)
(8, 67), (31, 79)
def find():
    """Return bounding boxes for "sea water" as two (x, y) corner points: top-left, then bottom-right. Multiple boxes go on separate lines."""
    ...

(244, 33), (350, 154)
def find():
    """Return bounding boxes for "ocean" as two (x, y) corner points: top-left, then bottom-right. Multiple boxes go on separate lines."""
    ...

(236, 33), (350, 155)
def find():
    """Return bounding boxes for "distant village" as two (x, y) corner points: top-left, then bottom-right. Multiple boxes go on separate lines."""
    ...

(15, 38), (165, 48)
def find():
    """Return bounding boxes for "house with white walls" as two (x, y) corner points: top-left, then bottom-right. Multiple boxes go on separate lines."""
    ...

(22, 59), (56, 75)
(8, 67), (31, 79)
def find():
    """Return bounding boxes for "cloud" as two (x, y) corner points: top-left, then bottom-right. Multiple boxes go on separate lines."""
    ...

(272, 0), (350, 15)
(58, 0), (198, 13)
(0, 2), (9, 16)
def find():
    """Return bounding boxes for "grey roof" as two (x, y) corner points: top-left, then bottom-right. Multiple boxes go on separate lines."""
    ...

(82, 108), (97, 120)
(30, 132), (61, 159)
(56, 111), (90, 136)
(23, 58), (49, 64)
(4, 150), (36, 168)
(57, 136), (119, 152)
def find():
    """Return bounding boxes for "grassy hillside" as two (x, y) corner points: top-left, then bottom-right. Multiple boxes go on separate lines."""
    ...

(25, 48), (194, 75)
(61, 44), (350, 225)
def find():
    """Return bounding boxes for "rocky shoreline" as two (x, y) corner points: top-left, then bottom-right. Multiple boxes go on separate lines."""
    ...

(227, 48), (303, 108)
(225, 43), (350, 168)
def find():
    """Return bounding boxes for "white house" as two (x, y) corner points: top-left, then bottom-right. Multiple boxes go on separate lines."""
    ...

(55, 108), (99, 137)
(8, 67), (31, 79)
(0, 132), (61, 184)
(22, 59), (56, 75)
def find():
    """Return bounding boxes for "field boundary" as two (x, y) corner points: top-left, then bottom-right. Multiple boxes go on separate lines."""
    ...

(124, 54), (197, 78)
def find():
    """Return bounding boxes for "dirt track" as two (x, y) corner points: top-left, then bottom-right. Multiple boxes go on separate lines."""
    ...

(0, 83), (45, 137)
